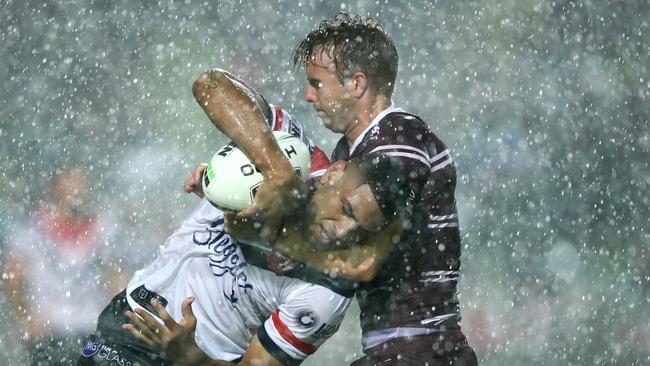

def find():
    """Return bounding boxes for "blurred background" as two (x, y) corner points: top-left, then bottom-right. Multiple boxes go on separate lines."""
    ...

(1, 0), (648, 365)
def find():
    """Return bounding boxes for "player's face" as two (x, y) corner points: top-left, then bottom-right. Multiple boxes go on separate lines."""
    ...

(303, 48), (356, 134)
(309, 161), (384, 246)
(53, 168), (89, 214)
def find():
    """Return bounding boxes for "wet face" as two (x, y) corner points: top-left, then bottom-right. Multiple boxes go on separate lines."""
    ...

(303, 48), (356, 134)
(309, 160), (385, 247)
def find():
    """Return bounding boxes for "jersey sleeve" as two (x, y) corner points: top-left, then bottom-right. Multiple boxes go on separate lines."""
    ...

(356, 115), (435, 196)
(269, 104), (331, 179)
(256, 286), (350, 364)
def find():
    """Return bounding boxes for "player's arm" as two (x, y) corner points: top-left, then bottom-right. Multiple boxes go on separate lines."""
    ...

(123, 298), (283, 366)
(276, 220), (402, 282)
(227, 216), (403, 282)
(192, 69), (286, 177)
(238, 336), (284, 366)
(192, 69), (307, 241)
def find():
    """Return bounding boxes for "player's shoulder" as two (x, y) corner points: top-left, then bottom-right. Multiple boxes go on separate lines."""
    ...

(368, 110), (433, 148)
(379, 111), (450, 150)
(380, 111), (429, 134)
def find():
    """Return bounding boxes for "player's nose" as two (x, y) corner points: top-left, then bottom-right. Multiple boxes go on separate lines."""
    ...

(303, 85), (316, 103)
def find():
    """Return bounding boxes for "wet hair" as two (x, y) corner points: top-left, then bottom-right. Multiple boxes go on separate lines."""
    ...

(293, 13), (399, 98)
(355, 153), (414, 225)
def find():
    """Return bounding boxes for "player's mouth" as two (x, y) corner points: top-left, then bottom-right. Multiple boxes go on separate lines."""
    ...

(315, 224), (333, 245)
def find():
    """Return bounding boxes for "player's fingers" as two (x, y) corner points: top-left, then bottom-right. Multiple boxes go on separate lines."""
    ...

(124, 310), (161, 345)
(183, 177), (192, 193)
(121, 323), (161, 350)
(133, 307), (172, 338)
(329, 259), (346, 275)
(184, 164), (206, 195)
(180, 297), (197, 329)
(259, 218), (282, 244)
(224, 215), (255, 238)
(354, 256), (378, 274)
(337, 257), (377, 282)
(195, 164), (206, 180)
(183, 169), (198, 193)
(224, 214), (235, 233)
(334, 258), (357, 275)
(236, 204), (258, 218)
(223, 212), (237, 229)
(150, 299), (177, 332)
(237, 205), (268, 221)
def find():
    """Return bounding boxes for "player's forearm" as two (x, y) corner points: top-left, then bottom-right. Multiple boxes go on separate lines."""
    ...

(278, 220), (403, 281)
(278, 240), (383, 282)
(192, 69), (294, 180)
(228, 218), (397, 281)
(272, 229), (371, 278)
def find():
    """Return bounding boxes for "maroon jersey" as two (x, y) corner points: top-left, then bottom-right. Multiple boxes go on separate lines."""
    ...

(331, 106), (463, 349)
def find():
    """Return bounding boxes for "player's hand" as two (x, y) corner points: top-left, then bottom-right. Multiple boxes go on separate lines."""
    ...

(237, 172), (307, 244)
(325, 256), (379, 283)
(184, 164), (207, 198)
(122, 297), (211, 365)
(224, 213), (263, 243)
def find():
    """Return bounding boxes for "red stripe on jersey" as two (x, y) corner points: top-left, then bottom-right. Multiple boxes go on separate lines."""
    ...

(309, 146), (331, 175)
(273, 106), (284, 131)
(271, 310), (317, 355)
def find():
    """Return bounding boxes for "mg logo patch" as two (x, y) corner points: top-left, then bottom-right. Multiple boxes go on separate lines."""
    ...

(81, 340), (100, 357)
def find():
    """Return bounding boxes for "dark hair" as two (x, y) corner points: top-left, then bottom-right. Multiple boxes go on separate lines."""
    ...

(293, 13), (399, 98)
(355, 153), (414, 225)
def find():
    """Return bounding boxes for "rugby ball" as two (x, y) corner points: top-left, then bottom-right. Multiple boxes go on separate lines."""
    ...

(202, 131), (311, 212)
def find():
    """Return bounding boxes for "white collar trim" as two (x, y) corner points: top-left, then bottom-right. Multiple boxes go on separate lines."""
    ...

(348, 104), (405, 156)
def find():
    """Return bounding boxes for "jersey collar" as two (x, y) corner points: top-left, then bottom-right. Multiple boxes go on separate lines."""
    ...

(348, 104), (405, 156)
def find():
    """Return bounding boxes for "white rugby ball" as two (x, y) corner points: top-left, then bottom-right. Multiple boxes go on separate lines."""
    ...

(202, 131), (311, 212)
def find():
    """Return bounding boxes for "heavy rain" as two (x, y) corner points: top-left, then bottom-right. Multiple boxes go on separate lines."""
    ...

(1, 1), (648, 365)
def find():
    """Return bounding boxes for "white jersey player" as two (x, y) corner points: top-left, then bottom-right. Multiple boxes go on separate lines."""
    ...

(126, 198), (349, 361)
(78, 100), (347, 366)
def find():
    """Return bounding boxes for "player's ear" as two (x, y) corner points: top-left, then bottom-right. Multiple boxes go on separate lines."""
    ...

(320, 160), (347, 184)
(351, 72), (368, 99)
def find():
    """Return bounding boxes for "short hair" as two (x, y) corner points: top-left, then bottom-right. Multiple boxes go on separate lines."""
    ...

(354, 153), (414, 225)
(293, 13), (399, 98)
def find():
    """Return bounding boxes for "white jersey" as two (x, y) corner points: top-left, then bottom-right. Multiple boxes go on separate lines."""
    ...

(126, 198), (350, 362)
(126, 103), (344, 362)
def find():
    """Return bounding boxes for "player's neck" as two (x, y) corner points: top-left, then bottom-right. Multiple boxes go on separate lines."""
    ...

(345, 94), (392, 146)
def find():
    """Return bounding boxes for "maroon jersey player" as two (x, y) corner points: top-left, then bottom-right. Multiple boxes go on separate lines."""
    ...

(292, 13), (478, 366)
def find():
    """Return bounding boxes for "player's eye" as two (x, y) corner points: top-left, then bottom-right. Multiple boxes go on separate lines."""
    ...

(342, 199), (355, 219)
(309, 79), (321, 90)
